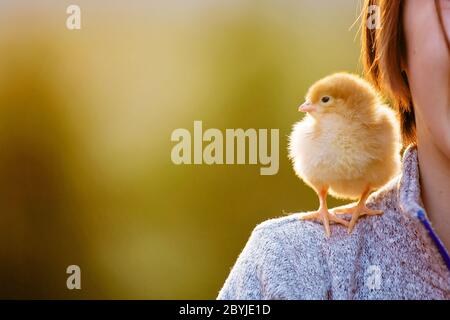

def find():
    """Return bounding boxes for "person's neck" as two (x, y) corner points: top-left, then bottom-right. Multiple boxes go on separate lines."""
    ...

(417, 138), (450, 251)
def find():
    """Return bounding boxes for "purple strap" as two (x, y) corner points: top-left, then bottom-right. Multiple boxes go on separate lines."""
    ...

(417, 210), (450, 272)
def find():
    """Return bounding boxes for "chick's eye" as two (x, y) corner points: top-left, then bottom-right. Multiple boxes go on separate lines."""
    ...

(321, 96), (331, 103)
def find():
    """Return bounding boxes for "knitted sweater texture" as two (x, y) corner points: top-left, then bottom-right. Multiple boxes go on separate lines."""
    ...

(218, 146), (450, 300)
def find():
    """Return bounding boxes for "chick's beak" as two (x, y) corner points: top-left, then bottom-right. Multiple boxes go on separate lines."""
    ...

(298, 101), (315, 112)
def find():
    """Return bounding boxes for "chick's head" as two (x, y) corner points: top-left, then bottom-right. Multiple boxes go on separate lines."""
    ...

(299, 73), (379, 119)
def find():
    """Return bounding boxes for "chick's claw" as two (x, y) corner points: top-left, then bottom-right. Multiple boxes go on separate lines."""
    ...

(333, 204), (383, 233)
(299, 209), (349, 237)
(334, 205), (383, 216)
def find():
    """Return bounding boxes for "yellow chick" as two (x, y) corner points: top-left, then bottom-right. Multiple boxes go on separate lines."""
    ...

(288, 72), (401, 236)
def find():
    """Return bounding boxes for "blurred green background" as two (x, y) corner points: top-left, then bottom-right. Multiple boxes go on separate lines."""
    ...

(0, 0), (361, 299)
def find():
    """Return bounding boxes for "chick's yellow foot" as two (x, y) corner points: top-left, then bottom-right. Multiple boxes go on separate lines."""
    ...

(333, 204), (383, 233)
(299, 209), (349, 237)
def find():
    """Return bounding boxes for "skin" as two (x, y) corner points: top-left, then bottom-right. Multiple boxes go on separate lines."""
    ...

(403, 0), (450, 250)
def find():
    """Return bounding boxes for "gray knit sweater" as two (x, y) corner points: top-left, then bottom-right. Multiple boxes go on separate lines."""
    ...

(218, 146), (450, 300)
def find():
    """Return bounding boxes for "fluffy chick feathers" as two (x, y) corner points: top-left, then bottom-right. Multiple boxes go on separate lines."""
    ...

(289, 73), (401, 204)
(288, 73), (402, 236)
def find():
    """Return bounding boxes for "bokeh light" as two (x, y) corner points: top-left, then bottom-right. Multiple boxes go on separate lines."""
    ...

(0, 0), (360, 299)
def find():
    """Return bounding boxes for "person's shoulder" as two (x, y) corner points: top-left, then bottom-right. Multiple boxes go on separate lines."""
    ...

(254, 212), (319, 234)
(219, 177), (411, 300)
(219, 214), (332, 300)
(248, 213), (337, 259)
(252, 212), (327, 244)
(251, 175), (404, 249)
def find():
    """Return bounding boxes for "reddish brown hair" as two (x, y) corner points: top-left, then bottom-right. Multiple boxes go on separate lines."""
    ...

(361, 0), (449, 145)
